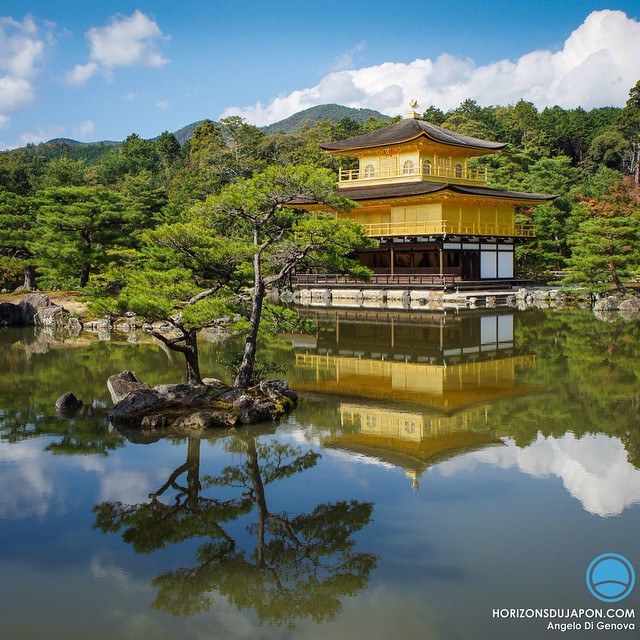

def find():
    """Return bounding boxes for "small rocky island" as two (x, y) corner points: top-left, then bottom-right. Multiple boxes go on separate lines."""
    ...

(107, 371), (298, 431)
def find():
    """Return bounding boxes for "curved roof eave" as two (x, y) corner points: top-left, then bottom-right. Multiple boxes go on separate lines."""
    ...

(291, 181), (557, 206)
(320, 118), (507, 153)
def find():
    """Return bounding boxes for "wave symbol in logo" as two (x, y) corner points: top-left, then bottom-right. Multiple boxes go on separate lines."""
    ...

(586, 553), (635, 603)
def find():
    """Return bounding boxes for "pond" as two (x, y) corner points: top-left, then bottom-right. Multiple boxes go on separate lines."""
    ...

(1, 307), (639, 639)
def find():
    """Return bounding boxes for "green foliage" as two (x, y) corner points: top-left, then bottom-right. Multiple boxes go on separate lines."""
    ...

(259, 121), (340, 172)
(0, 151), (37, 195)
(34, 157), (88, 189)
(0, 192), (37, 288)
(30, 186), (142, 287)
(96, 133), (162, 186)
(200, 163), (374, 387)
(580, 166), (622, 200)
(117, 268), (199, 320)
(566, 178), (640, 290)
(86, 215), (252, 382)
(616, 80), (640, 140)
(445, 99), (501, 140)
(422, 105), (446, 125)
(588, 130), (629, 169)
(567, 212), (640, 290)
(169, 117), (270, 208)
(494, 100), (543, 148)
(119, 170), (167, 220)
(88, 219), (248, 323)
(155, 130), (181, 167)
(516, 203), (572, 277)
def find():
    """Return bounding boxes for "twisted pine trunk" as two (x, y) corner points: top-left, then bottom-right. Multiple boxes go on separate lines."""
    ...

(234, 250), (265, 390)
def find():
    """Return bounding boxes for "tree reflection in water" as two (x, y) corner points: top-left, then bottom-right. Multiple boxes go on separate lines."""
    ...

(93, 431), (377, 626)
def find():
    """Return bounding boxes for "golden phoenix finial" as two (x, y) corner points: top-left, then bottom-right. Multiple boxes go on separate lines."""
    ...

(409, 99), (420, 111)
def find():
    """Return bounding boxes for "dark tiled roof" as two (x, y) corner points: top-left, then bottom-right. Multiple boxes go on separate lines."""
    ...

(293, 181), (556, 205)
(320, 118), (507, 152)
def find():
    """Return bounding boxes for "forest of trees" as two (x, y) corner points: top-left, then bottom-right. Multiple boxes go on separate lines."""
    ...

(1, 82), (639, 380)
(2, 83), (639, 294)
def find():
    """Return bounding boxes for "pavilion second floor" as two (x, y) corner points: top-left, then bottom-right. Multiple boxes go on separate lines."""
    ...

(339, 157), (489, 187)
(297, 181), (554, 240)
(339, 200), (536, 238)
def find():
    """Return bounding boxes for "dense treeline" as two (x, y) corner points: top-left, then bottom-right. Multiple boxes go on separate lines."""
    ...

(1, 82), (639, 294)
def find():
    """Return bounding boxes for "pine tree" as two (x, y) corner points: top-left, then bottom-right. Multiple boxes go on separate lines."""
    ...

(566, 178), (640, 293)
(29, 186), (140, 288)
(0, 192), (38, 289)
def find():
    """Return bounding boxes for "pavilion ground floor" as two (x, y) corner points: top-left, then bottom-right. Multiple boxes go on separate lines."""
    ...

(292, 236), (528, 291)
(358, 237), (516, 279)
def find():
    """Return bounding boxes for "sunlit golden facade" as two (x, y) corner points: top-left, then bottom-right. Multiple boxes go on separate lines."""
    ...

(298, 109), (555, 281)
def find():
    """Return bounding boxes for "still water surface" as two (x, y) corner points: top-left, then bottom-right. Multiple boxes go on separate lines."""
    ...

(1, 307), (639, 639)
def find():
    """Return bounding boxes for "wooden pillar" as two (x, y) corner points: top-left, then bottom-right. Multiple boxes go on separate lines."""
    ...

(439, 247), (444, 276)
(389, 244), (395, 275)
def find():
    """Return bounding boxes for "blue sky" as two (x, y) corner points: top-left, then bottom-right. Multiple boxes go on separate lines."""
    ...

(1, 1), (639, 149)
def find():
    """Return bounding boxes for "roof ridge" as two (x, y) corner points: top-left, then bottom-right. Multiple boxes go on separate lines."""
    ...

(320, 118), (506, 153)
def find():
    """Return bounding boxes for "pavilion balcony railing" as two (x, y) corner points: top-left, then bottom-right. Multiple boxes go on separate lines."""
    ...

(361, 221), (536, 238)
(339, 164), (488, 185)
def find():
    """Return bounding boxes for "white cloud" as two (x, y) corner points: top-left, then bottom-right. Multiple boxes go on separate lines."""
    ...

(221, 10), (640, 126)
(90, 554), (150, 594)
(5, 119), (93, 147)
(0, 15), (53, 125)
(0, 440), (56, 519)
(0, 75), (36, 119)
(73, 119), (95, 139)
(66, 61), (98, 85)
(66, 10), (170, 85)
(17, 124), (65, 145)
(98, 468), (162, 504)
(439, 433), (640, 518)
(155, 99), (170, 109)
(332, 40), (366, 71)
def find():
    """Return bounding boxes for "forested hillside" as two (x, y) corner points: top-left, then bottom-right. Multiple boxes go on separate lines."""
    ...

(1, 82), (639, 294)
(261, 104), (390, 134)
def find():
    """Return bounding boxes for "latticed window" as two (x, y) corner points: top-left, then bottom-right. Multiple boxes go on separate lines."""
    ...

(364, 164), (375, 178)
(455, 163), (463, 178)
(423, 160), (432, 175)
(403, 160), (414, 175)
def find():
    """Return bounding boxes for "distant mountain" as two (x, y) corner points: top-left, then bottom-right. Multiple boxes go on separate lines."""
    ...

(169, 120), (207, 145)
(170, 104), (390, 140)
(3, 104), (391, 162)
(14, 138), (119, 165)
(261, 104), (391, 135)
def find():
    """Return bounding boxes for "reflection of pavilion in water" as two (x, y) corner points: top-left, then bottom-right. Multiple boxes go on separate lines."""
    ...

(293, 308), (538, 411)
(291, 309), (540, 488)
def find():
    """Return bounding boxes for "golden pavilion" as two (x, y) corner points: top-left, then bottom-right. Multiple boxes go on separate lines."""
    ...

(297, 104), (555, 284)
